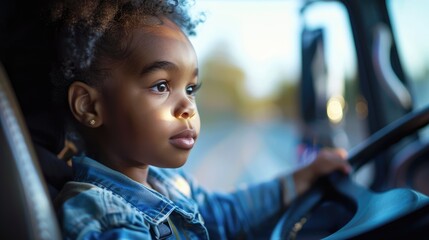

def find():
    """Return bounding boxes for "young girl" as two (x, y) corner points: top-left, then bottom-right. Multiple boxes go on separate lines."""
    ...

(50, 0), (351, 239)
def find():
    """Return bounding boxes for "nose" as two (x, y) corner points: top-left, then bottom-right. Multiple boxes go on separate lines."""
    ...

(174, 95), (197, 119)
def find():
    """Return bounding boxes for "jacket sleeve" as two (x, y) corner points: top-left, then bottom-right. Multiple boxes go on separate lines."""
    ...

(182, 172), (285, 240)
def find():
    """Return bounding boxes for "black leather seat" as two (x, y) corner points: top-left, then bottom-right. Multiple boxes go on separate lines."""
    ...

(0, 0), (73, 201)
(0, 62), (62, 239)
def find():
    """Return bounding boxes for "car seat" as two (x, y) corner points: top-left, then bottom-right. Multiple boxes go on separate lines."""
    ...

(0, 0), (73, 201)
(0, 62), (62, 239)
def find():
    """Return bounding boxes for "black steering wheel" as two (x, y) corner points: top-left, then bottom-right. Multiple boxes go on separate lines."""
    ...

(271, 106), (429, 239)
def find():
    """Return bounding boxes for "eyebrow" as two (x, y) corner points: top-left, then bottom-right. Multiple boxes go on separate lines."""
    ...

(140, 61), (177, 75)
(140, 60), (199, 77)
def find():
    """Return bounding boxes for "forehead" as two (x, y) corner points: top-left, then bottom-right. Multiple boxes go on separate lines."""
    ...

(122, 17), (197, 69)
(134, 17), (190, 45)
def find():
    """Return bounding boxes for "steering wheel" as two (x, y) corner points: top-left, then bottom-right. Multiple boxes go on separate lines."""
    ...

(271, 106), (429, 239)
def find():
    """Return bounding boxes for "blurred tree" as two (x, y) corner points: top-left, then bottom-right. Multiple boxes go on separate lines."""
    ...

(197, 43), (248, 124)
(274, 80), (299, 120)
(197, 42), (301, 124)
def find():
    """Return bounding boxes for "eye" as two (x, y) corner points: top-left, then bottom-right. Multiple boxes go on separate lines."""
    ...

(186, 83), (202, 96)
(150, 81), (169, 93)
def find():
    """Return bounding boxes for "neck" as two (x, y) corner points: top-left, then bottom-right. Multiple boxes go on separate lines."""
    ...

(120, 165), (152, 188)
(87, 150), (151, 187)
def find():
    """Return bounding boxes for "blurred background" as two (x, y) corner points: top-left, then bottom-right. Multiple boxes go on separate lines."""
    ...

(183, 0), (356, 191)
(181, 0), (429, 192)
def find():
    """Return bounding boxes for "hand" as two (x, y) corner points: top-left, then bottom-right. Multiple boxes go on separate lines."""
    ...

(307, 148), (351, 178)
(281, 148), (351, 206)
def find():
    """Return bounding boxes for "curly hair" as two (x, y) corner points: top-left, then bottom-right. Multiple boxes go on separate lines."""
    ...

(49, 0), (203, 108)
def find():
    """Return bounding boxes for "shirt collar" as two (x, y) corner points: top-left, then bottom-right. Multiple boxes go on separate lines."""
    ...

(72, 155), (176, 225)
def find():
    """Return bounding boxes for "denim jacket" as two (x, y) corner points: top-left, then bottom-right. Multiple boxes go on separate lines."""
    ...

(55, 156), (285, 239)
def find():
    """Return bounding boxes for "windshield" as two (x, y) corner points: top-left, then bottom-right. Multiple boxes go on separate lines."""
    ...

(184, 0), (363, 191)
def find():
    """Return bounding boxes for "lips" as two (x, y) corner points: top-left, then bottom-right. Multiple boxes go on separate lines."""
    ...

(169, 129), (197, 150)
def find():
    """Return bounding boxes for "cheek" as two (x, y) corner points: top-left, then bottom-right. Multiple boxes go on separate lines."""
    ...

(131, 103), (180, 149)
(108, 106), (170, 160)
(193, 113), (201, 135)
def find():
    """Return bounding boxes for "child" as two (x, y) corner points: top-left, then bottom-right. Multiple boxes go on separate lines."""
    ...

(50, 0), (351, 239)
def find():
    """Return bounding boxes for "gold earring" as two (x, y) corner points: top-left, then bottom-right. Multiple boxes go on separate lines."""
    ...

(89, 119), (96, 126)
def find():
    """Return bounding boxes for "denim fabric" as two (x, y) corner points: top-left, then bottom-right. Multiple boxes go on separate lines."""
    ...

(55, 156), (284, 239)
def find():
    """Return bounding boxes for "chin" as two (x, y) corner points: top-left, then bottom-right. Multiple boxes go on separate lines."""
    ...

(172, 161), (187, 168)
(170, 150), (190, 168)
(171, 157), (188, 168)
(157, 155), (188, 168)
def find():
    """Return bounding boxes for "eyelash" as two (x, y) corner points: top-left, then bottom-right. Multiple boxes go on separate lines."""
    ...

(187, 82), (202, 96)
(150, 81), (202, 96)
(150, 81), (170, 93)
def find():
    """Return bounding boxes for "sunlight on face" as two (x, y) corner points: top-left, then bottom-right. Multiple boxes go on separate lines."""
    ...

(96, 17), (200, 169)
(158, 108), (176, 122)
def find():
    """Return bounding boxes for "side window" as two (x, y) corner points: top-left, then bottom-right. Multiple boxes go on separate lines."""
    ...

(186, 1), (304, 191)
(184, 0), (368, 191)
(387, 0), (429, 138)
(300, 2), (367, 149)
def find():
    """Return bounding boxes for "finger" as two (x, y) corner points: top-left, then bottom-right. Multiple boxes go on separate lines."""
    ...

(341, 163), (353, 174)
(327, 149), (351, 174)
(334, 148), (348, 160)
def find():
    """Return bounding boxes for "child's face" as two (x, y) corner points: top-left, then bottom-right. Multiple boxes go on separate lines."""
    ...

(97, 17), (200, 168)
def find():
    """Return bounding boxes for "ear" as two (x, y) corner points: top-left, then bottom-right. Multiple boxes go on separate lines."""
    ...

(68, 81), (103, 128)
